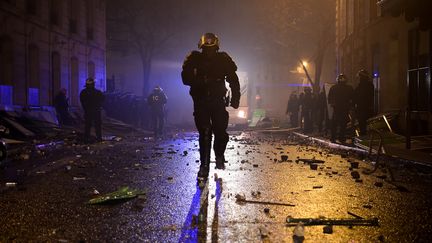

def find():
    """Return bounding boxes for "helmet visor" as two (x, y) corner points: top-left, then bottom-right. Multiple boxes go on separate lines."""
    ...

(198, 33), (219, 49)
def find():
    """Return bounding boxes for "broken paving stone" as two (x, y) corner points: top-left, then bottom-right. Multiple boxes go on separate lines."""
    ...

(350, 162), (359, 169)
(363, 204), (373, 209)
(323, 225), (333, 234)
(374, 182), (383, 187)
(351, 171), (360, 179)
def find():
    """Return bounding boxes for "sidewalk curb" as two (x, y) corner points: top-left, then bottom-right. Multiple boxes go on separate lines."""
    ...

(292, 132), (432, 169)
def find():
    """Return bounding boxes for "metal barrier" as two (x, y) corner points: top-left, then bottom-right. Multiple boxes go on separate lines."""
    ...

(363, 129), (384, 175)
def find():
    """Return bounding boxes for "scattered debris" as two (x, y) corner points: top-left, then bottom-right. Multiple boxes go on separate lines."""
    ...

(236, 195), (295, 207)
(286, 217), (379, 226)
(351, 171), (360, 179)
(363, 204), (373, 209)
(88, 186), (146, 205)
(350, 162), (359, 169)
(323, 225), (333, 234)
(347, 211), (363, 219)
(298, 158), (325, 164)
(374, 182), (383, 187)
(292, 222), (305, 243)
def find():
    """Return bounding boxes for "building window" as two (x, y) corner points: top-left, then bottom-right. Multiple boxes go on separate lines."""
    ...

(28, 44), (40, 105)
(69, 0), (79, 33)
(86, 0), (95, 40)
(26, 0), (38, 15)
(50, 0), (62, 26)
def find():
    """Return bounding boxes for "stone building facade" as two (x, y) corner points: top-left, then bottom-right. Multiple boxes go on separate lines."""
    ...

(336, 0), (431, 134)
(0, 0), (106, 108)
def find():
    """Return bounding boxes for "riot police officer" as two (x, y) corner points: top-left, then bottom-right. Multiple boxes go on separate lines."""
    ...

(328, 74), (354, 143)
(181, 33), (240, 180)
(302, 87), (314, 133)
(80, 78), (105, 143)
(147, 85), (167, 137)
(354, 69), (375, 136)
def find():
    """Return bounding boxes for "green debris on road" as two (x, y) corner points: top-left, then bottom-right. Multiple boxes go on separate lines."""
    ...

(88, 186), (146, 205)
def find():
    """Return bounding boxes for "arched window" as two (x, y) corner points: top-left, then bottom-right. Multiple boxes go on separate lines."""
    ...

(28, 44), (40, 105)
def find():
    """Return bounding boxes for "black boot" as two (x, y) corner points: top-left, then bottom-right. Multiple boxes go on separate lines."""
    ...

(215, 155), (226, 169)
(197, 163), (209, 179)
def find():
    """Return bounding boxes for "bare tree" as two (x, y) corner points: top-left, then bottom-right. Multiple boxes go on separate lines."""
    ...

(107, 0), (186, 96)
(256, 0), (335, 93)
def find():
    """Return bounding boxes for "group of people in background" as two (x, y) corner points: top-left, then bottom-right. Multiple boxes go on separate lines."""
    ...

(286, 69), (375, 144)
(53, 78), (168, 143)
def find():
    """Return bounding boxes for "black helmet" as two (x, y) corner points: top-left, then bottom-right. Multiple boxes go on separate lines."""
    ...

(198, 33), (219, 49)
(85, 77), (95, 86)
(336, 74), (347, 83)
(357, 69), (371, 80)
(154, 85), (163, 92)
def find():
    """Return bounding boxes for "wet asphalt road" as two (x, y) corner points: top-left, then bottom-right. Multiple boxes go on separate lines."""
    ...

(0, 131), (432, 242)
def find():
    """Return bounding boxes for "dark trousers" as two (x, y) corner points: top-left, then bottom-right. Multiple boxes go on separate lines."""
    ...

(331, 111), (348, 142)
(193, 98), (229, 165)
(290, 112), (298, 127)
(303, 109), (313, 133)
(357, 110), (372, 136)
(84, 111), (102, 141)
(151, 110), (164, 136)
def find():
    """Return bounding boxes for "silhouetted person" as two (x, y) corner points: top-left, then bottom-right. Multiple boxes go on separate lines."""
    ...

(354, 69), (375, 136)
(328, 74), (354, 143)
(315, 88), (327, 133)
(147, 86), (167, 137)
(182, 33), (240, 180)
(286, 92), (300, 127)
(298, 91), (305, 129)
(302, 87), (314, 133)
(80, 78), (104, 143)
(53, 88), (71, 125)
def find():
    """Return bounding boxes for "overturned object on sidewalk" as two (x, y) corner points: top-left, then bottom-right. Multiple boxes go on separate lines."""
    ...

(286, 217), (379, 226)
(88, 186), (146, 205)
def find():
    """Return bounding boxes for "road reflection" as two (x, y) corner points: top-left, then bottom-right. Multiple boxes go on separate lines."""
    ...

(178, 177), (223, 242)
